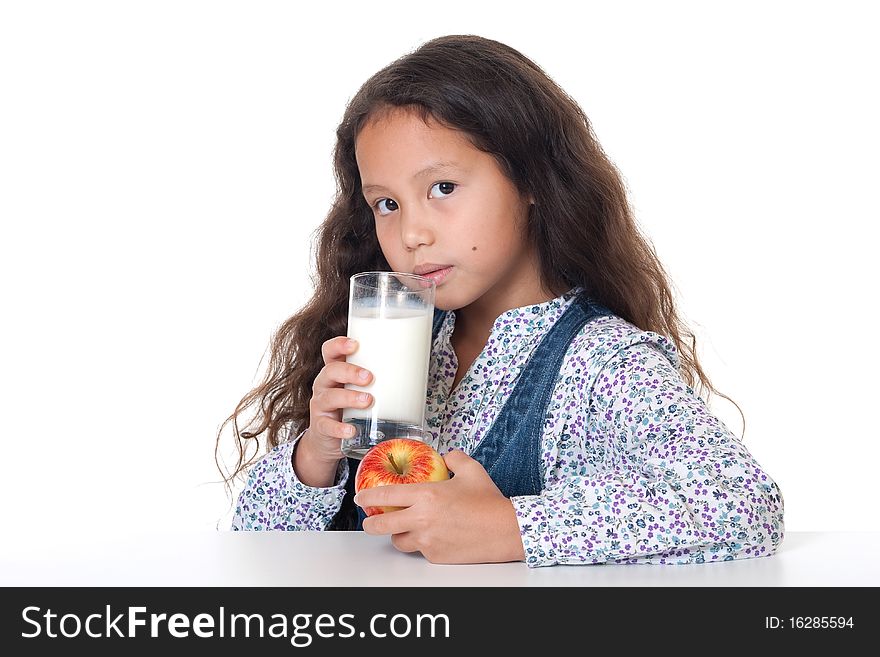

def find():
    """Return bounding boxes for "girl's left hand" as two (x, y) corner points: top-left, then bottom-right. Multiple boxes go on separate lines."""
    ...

(355, 450), (526, 564)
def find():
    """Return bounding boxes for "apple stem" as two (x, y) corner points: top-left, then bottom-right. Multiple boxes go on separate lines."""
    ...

(388, 453), (403, 475)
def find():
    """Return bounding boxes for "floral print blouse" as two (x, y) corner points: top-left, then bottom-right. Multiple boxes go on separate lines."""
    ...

(232, 288), (784, 568)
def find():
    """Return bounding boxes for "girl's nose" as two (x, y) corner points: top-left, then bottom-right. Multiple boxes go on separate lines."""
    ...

(400, 209), (434, 251)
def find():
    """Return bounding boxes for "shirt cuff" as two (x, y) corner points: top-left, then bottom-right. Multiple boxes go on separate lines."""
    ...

(510, 495), (558, 568)
(513, 491), (620, 567)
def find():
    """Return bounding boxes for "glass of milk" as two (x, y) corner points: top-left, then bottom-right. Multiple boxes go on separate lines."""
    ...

(341, 271), (436, 459)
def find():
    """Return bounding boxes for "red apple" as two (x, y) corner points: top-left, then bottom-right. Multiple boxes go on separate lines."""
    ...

(354, 438), (450, 516)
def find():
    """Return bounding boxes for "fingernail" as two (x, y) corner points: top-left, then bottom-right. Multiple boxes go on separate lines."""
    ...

(358, 369), (369, 381)
(347, 339), (357, 349)
(358, 393), (370, 402)
(353, 494), (361, 505)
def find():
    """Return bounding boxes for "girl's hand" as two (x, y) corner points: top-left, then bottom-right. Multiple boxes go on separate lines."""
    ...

(355, 451), (526, 564)
(294, 337), (373, 486)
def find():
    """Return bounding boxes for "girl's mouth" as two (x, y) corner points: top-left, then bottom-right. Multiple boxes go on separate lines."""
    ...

(422, 266), (453, 285)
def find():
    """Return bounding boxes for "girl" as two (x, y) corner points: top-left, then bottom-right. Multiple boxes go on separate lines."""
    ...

(217, 34), (784, 567)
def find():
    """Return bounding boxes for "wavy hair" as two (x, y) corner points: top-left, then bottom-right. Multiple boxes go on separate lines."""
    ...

(215, 34), (744, 491)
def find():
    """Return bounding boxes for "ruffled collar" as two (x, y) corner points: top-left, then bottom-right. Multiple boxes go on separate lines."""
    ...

(441, 286), (583, 341)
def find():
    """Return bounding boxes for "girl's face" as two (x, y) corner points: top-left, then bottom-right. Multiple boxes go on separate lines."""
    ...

(355, 107), (546, 318)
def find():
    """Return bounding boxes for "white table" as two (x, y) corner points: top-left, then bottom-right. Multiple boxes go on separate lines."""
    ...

(2, 531), (876, 586)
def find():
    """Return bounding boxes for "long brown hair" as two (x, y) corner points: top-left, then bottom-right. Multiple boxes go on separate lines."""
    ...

(215, 34), (744, 490)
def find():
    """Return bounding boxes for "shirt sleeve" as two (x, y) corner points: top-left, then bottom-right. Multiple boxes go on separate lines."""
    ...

(231, 429), (350, 530)
(510, 337), (785, 567)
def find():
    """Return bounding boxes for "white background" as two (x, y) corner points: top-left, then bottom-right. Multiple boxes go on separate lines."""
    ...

(1, 0), (876, 544)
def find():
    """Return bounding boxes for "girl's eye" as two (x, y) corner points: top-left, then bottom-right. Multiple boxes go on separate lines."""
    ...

(374, 198), (398, 216)
(430, 182), (456, 197)
(372, 182), (455, 216)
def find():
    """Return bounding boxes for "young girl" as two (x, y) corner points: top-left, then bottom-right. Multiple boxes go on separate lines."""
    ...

(217, 34), (784, 567)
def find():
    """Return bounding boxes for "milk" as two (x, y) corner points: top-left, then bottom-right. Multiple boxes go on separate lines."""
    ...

(343, 305), (433, 426)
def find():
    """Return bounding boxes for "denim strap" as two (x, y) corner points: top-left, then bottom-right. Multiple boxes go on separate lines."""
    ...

(469, 296), (609, 498)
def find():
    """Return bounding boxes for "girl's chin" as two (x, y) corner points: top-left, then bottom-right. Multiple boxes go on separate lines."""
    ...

(433, 289), (473, 314)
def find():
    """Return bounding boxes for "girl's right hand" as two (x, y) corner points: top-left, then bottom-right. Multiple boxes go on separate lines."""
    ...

(302, 337), (373, 467)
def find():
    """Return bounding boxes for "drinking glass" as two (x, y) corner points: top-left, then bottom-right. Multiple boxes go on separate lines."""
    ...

(340, 271), (436, 459)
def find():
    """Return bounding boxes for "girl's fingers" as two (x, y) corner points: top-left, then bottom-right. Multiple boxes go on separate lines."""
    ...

(321, 336), (357, 365)
(314, 361), (373, 392)
(309, 336), (374, 450)
(317, 416), (358, 441)
(314, 387), (373, 415)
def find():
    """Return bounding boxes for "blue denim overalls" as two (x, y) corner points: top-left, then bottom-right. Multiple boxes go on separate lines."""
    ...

(328, 294), (611, 531)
